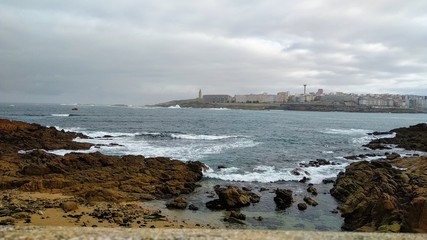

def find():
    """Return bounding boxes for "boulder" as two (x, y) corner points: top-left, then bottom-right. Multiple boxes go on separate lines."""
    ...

(165, 196), (188, 209)
(274, 188), (293, 210)
(307, 185), (318, 196)
(60, 201), (79, 213)
(206, 185), (261, 210)
(297, 203), (308, 211)
(303, 196), (318, 206)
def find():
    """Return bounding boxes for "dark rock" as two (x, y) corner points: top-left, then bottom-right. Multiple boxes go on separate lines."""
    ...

(188, 204), (199, 211)
(303, 196), (318, 206)
(291, 168), (302, 175)
(259, 187), (269, 192)
(205, 199), (225, 210)
(274, 189), (293, 210)
(364, 124), (427, 152)
(297, 203), (307, 211)
(165, 196), (188, 209)
(344, 155), (359, 160)
(217, 165), (227, 169)
(322, 178), (335, 184)
(307, 186), (318, 196)
(386, 152), (400, 160)
(299, 177), (310, 183)
(230, 211), (246, 220)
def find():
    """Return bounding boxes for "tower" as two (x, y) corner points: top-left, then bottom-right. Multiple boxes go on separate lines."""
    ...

(198, 89), (202, 99)
(303, 84), (307, 102)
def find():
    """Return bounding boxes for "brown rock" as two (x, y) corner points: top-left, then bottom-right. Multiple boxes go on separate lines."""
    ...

(303, 196), (318, 206)
(331, 157), (427, 233)
(61, 201), (79, 213)
(206, 185), (260, 210)
(297, 203), (308, 211)
(165, 196), (188, 209)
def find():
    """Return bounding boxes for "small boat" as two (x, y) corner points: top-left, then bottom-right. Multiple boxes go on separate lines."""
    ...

(71, 107), (78, 111)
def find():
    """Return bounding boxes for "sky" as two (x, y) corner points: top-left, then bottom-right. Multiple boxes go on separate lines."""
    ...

(1, 0), (426, 105)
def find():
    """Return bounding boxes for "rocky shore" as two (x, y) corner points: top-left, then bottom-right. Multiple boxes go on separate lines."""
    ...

(0, 119), (207, 228)
(331, 123), (427, 233)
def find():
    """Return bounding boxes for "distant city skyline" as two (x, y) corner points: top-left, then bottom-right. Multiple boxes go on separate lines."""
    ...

(1, 1), (426, 105)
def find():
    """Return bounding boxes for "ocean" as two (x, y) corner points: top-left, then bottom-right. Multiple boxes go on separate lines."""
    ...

(1, 102), (426, 230)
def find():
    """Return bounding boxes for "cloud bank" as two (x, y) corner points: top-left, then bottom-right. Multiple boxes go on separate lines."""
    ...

(1, 0), (426, 104)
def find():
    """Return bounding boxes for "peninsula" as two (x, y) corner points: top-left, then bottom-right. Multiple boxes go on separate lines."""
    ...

(153, 89), (427, 113)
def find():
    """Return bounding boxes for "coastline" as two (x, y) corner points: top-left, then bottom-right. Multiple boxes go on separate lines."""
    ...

(1, 118), (426, 233)
(151, 99), (426, 113)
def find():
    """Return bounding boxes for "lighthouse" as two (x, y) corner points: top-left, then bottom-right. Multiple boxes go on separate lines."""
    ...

(303, 84), (307, 102)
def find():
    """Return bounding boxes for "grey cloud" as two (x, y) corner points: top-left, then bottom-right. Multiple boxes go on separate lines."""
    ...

(0, 0), (426, 104)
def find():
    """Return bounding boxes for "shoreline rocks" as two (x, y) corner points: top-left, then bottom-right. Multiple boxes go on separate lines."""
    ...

(331, 123), (427, 233)
(0, 119), (206, 203)
(206, 186), (260, 210)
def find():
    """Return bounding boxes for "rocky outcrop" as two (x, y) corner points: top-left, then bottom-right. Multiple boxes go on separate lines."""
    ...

(364, 123), (427, 151)
(274, 189), (293, 210)
(205, 186), (260, 210)
(0, 119), (206, 202)
(331, 159), (427, 232)
(332, 123), (427, 232)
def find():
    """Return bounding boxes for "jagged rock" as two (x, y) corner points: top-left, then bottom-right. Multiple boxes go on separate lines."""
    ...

(274, 189), (293, 210)
(364, 123), (427, 151)
(299, 159), (337, 168)
(307, 185), (318, 196)
(188, 204), (199, 211)
(331, 157), (427, 232)
(165, 196), (188, 209)
(303, 196), (318, 206)
(297, 203), (307, 211)
(0, 119), (206, 202)
(205, 185), (261, 210)
(322, 178), (335, 184)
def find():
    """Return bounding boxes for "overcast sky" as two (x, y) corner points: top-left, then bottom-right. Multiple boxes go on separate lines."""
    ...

(1, 0), (426, 105)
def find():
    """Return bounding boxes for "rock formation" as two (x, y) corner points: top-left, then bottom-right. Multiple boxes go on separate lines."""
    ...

(205, 185), (260, 210)
(0, 119), (206, 202)
(363, 123), (427, 151)
(331, 123), (427, 233)
(274, 189), (293, 210)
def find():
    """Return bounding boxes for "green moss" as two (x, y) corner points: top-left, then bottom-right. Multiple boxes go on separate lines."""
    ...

(389, 222), (401, 232)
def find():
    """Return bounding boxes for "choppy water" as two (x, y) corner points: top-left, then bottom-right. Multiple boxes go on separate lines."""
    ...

(1, 103), (426, 230)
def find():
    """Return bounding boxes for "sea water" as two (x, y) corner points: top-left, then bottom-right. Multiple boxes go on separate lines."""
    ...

(1, 103), (426, 230)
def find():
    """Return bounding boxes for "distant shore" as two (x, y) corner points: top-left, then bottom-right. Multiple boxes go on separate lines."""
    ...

(151, 98), (426, 113)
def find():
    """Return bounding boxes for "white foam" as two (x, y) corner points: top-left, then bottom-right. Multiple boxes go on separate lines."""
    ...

(205, 163), (347, 184)
(168, 105), (181, 109)
(207, 108), (230, 110)
(51, 114), (70, 117)
(323, 128), (371, 135)
(48, 146), (98, 156)
(352, 132), (396, 145)
(59, 131), (258, 161)
(322, 150), (334, 154)
(171, 133), (237, 140)
(55, 126), (87, 133)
